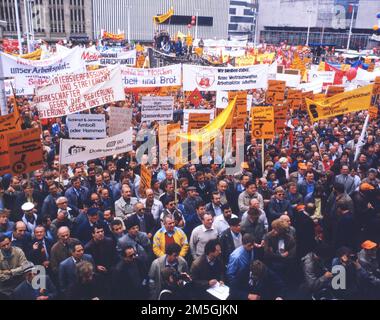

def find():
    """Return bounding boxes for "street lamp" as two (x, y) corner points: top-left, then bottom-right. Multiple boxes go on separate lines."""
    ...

(346, 3), (359, 51)
(306, 9), (313, 46)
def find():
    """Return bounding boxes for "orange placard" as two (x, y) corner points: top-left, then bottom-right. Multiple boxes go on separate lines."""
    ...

(0, 133), (10, 175)
(188, 113), (211, 132)
(266, 80), (286, 105)
(0, 110), (22, 134)
(274, 105), (287, 135)
(287, 89), (303, 110)
(301, 91), (314, 111)
(369, 106), (378, 120)
(326, 86), (344, 98)
(139, 164), (152, 195)
(7, 128), (43, 175)
(251, 106), (275, 139)
(228, 91), (248, 130)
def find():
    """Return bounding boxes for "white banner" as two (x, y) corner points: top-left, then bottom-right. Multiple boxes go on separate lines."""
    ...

(82, 49), (136, 66)
(183, 64), (269, 91)
(0, 46), (85, 92)
(183, 109), (215, 132)
(299, 81), (323, 94)
(121, 64), (181, 88)
(141, 96), (174, 122)
(275, 73), (301, 88)
(34, 67), (125, 119)
(66, 114), (106, 138)
(108, 107), (132, 137)
(60, 129), (133, 165)
(356, 67), (380, 82)
(308, 70), (335, 84)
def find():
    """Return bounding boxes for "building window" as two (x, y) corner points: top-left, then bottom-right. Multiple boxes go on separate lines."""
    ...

(229, 8), (236, 15)
(32, 0), (45, 33)
(70, 0), (86, 34)
(230, 16), (253, 24)
(49, 0), (65, 33)
(0, 0), (23, 32)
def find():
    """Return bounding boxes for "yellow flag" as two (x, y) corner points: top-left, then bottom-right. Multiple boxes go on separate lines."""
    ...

(306, 84), (373, 122)
(176, 97), (237, 161)
(14, 48), (42, 60)
(153, 7), (174, 24)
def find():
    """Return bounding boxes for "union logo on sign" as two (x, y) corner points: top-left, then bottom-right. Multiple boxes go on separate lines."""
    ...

(196, 72), (215, 89)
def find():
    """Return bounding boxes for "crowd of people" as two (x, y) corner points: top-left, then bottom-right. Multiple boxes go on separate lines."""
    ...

(1, 39), (380, 300)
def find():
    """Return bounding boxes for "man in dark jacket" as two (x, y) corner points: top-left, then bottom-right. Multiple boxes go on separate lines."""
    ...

(126, 202), (157, 239)
(219, 217), (242, 267)
(193, 171), (213, 204)
(190, 239), (224, 299)
(41, 182), (62, 220)
(29, 225), (54, 268)
(230, 260), (285, 300)
(293, 204), (317, 259)
(84, 223), (118, 275)
(268, 187), (293, 223)
(111, 246), (148, 299)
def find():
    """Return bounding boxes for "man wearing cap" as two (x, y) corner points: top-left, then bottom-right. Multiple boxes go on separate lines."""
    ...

(118, 218), (151, 264)
(11, 261), (57, 300)
(289, 163), (307, 185)
(182, 186), (202, 217)
(219, 216), (242, 267)
(21, 202), (38, 234)
(358, 241), (380, 298)
(0, 234), (28, 299)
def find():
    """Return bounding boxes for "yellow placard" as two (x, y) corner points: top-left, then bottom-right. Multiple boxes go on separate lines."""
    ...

(306, 84), (373, 122)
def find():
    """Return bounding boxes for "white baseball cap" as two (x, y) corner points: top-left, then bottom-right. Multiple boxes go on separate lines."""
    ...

(21, 202), (35, 212)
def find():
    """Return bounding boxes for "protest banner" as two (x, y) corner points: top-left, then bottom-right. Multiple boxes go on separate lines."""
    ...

(141, 96), (174, 122)
(0, 112), (21, 134)
(274, 105), (287, 135)
(183, 64), (269, 91)
(5, 128), (43, 175)
(66, 114), (106, 139)
(326, 86), (345, 98)
(34, 67), (125, 119)
(266, 80), (285, 105)
(4, 79), (27, 96)
(109, 107), (132, 137)
(60, 129), (133, 164)
(188, 113), (211, 132)
(306, 84), (373, 122)
(0, 133), (10, 175)
(0, 46), (85, 91)
(301, 91), (314, 112)
(99, 50), (136, 66)
(356, 67), (380, 82)
(251, 106), (275, 139)
(121, 64), (181, 88)
(309, 71), (336, 84)
(183, 109), (214, 132)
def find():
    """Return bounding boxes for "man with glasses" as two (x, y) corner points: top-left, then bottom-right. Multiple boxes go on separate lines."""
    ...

(56, 196), (79, 221)
(127, 203), (157, 239)
(161, 196), (185, 229)
(268, 187), (293, 224)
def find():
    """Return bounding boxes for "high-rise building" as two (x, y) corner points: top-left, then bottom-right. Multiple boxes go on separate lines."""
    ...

(257, 0), (380, 49)
(228, 0), (258, 41)
(0, 0), (93, 42)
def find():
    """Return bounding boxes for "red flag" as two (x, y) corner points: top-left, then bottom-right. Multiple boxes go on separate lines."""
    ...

(288, 128), (294, 152)
(325, 62), (344, 85)
(188, 88), (203, 107)
(348, 4), (353, 13)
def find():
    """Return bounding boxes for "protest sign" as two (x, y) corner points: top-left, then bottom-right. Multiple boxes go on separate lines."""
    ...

(0, 46), (85, 91)
(141, 96), (174, 122)
(183, 109), (215, 132)
(251, 106), (275, 139)
(287, 89), (303, 110)
(276, 73), (301, 88)
(66, 114), (106, 138)
(266, 80), (285, 105)
(183, 64), (269, 91)
(306, 84), (373, 122)
(121, 64), (181, 88)
(188, 113), (211, 132)
(228, 91), (247, 130)
(139, 164), (152, 195)
(6, 128), (43, 175)
(109, 107), (132, 137)
(60, 129), (133, 164)
(326, 86), (345, 98)
(34, 67), (125, 119)
(274, 105), (287, 135)
(309, 71), (336, 84)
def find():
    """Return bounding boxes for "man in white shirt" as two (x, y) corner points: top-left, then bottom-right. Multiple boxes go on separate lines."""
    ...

(141, 188), (163, 221)
(190, 213), (218, 260)
(115, 185), (138, 220)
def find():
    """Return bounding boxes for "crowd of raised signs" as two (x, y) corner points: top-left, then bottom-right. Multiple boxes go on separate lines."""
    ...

(1, 40), (380, 301)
